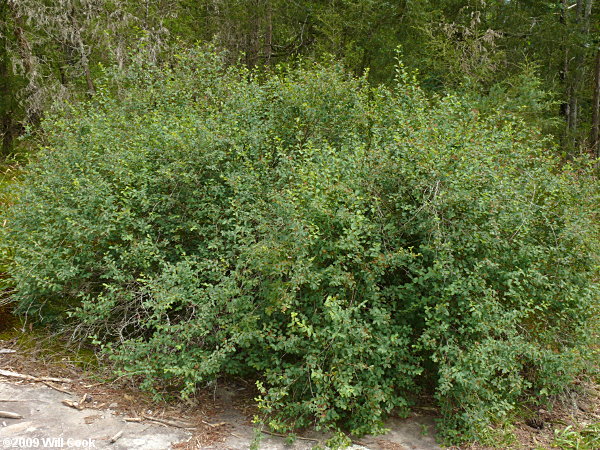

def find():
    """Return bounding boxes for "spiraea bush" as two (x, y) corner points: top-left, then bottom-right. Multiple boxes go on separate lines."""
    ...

(3, 48), (599, 444)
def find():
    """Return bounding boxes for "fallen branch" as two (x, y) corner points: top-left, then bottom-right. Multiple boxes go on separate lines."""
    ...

(141, 414), (195, 429)
(145, 420), (168, 428)
(42, 381), (72, 395)
(61, 399), (83, 410)
(0, 349), (16, 354)
(109, 430), (123, 444)
(0, 369), (72, 384)
(0, 411), (22, 419)
(83, 382), (105, 388)
(201, 420), (227, 428)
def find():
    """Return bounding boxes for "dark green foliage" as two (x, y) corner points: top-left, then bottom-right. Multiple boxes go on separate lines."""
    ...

(3, 49), (599, 444)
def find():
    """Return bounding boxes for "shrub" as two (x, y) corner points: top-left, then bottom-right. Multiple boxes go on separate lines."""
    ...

(3, 48), (599, 444)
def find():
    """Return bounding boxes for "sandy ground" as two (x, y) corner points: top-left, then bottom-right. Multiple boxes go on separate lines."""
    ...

(0, 379), (440, 450)
(0, 381), (191, 449)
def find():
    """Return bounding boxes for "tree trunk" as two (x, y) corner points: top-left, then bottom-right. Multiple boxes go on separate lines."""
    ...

(9, 1), (42, 126)
(264, 0), (272, 64)
(559, 0), (571, 128)
(0, 1), (12, 156)
(0, 53), (13, 156)
(561, 0), (593, 150)
(591, 48), (600, 158)
(69, 7), (96, 96)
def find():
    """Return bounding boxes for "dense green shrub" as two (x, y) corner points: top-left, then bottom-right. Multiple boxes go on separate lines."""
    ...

(3, 49), (599, 444)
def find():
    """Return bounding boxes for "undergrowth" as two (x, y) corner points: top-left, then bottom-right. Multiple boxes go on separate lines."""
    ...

(2, 48), (599, 445)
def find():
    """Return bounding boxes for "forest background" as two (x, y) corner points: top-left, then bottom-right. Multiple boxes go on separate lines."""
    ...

(2, 0), (600, 158)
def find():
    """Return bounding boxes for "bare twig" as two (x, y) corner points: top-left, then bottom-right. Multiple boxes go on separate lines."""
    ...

(83, 382), (105, 388)
(141, 414), (195, 429)
(201, 419), (227, 428)
(0, 411), (22, 419)
(109, 430), (123, 444)
(61, 399), (83, 410)
(145, 420), (168, 428)
(42, 381), (73, 395)
(0, 369), (72, 384)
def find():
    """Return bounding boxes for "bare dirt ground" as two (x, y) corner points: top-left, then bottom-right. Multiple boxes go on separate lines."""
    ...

(0, 313), (598, 449)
